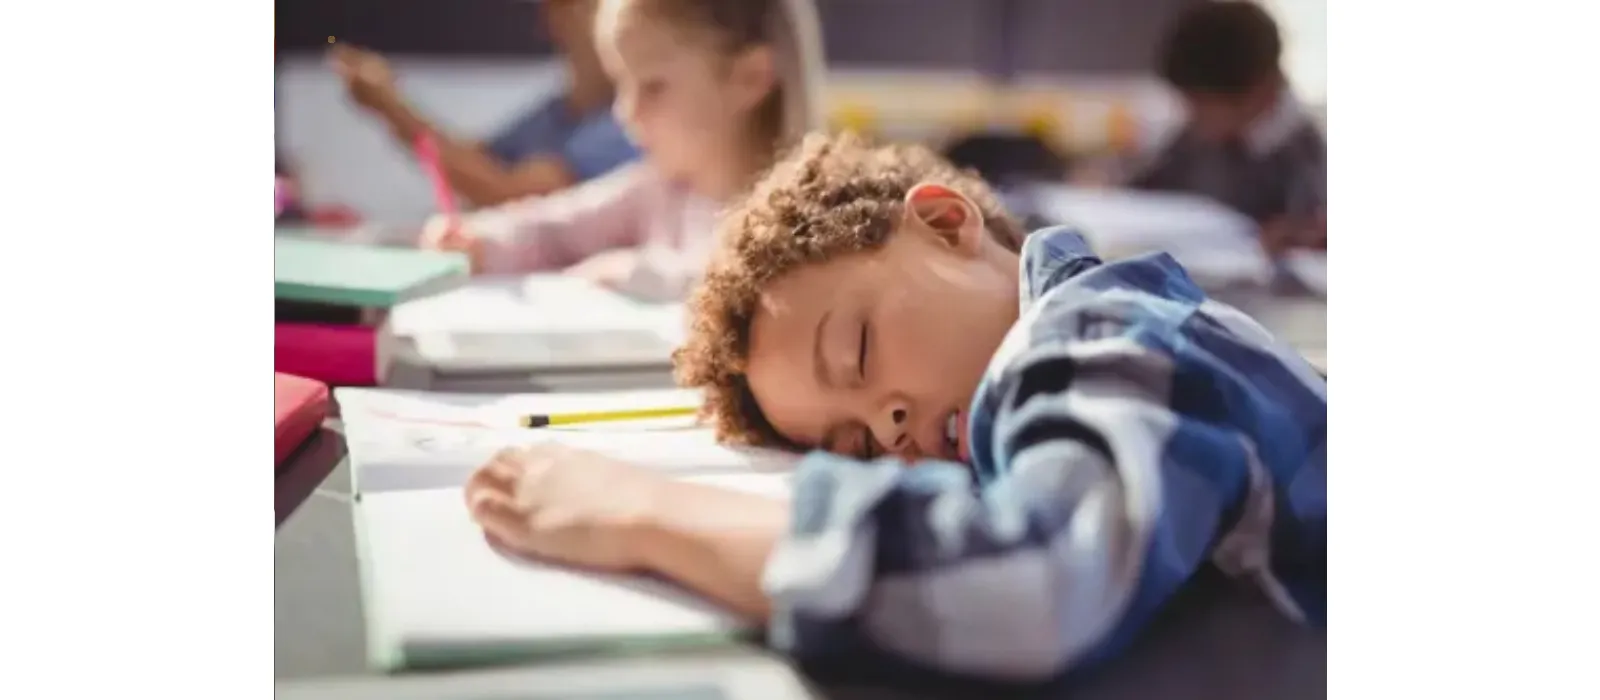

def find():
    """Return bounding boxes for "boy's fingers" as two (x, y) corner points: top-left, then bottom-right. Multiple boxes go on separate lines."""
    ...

(483, 531), (526, 558)
(464, 460), (517, 506)
(467, 461), (517, 497)
(468, 491), (527, 544)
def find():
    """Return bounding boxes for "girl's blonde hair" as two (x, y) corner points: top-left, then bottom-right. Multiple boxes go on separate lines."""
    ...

(633, 0), (826, 150)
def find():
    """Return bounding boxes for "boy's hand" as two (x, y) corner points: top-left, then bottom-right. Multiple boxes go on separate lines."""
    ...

(464, 445), (669, 573)
(418, 215), (484, 273)
(329, 45), (400, 113)
(1260, 214), (1327, 258)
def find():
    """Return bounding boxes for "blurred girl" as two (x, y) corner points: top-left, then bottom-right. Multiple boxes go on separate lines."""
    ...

(420, 0), (825, 301)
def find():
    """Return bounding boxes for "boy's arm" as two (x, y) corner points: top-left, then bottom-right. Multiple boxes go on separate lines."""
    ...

(632, 481), (789, 621)
(642, 337), (1285, 682)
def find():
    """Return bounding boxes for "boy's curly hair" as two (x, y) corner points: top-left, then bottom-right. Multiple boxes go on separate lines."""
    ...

(673, 131), (1025, 446)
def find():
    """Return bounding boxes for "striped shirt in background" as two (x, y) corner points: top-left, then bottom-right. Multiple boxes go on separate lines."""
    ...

(763, 227), (1326, 683)
(1129, 90), (1326, 223)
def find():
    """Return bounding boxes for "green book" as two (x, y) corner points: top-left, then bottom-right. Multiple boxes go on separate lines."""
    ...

(275, 235), (468, 308)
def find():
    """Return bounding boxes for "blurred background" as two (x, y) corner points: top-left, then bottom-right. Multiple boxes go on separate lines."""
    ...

(275, 0), (1324, 224)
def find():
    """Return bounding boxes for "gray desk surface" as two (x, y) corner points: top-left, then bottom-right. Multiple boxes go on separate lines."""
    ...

(275, 293), (1326, 699)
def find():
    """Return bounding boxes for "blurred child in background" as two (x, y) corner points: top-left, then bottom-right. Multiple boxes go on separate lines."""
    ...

(331, 0), (639, 207)
(1129, 0), (1326, 258)
(419, 0), (826, 301)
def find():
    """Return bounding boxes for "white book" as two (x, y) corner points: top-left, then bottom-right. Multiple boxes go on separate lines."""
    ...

(382, 274), (688, 374)
(336, 388), (801, 671)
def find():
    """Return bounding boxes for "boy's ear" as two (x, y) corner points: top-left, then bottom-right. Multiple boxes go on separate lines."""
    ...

(903, 182), (985, 256)
(728, 45), (778, 112)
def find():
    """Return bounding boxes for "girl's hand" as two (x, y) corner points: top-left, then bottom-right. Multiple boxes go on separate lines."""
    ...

(418, 215), (484, 273)
(464, 445), (668, 573)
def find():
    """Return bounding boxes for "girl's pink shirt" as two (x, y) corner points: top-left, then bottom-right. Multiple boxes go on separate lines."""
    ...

(464, 163), (719, 300)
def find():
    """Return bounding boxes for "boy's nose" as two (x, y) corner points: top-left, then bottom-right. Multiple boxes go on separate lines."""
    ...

(872, 399), (915, 459)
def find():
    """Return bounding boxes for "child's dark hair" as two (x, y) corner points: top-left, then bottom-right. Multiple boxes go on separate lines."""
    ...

(1157, 1), (1283, 95)
(673, 132), (1024, 446)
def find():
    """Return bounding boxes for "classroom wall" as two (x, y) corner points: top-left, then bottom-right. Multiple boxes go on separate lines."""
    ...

(1259, 0), (1327, 106)
(276, 0), (1198, 73)
(278, 57), (566, 224)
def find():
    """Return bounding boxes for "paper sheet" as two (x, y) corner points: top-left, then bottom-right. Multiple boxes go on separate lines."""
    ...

(336, 388), (799, 493)
(360, 488), (773, 662)
(386, 274), (686, 370)
(1282, 251), (1328, 295)
(1027, 185), (1258, 251)
(1025, 184), (1327, 295)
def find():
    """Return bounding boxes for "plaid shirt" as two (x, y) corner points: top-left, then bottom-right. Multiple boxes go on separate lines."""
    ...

(1128, 91), (1326, 223)
(763, 227), (1327, 682)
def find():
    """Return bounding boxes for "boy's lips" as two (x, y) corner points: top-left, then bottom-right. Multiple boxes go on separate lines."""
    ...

(936, 408), (970, 464)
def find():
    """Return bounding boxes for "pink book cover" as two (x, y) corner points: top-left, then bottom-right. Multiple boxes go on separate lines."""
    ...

(274, 372), (329, 467)
(275, 322), (378, 387)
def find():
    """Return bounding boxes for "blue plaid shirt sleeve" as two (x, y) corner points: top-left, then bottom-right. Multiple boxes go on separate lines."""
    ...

(761, 228), (1327, 682)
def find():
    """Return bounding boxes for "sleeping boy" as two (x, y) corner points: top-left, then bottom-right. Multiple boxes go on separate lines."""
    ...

(462, 133), (1327, 682)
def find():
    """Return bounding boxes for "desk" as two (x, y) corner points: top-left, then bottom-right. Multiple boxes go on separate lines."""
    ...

(275, 294), (1326, 699)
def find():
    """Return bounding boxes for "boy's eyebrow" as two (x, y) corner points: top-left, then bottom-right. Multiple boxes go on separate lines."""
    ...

(813, 309), (833, 389)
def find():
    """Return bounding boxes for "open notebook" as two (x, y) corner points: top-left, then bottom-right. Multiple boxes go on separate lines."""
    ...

(336, 388), (801, 671)
(380, 275), (686, 378)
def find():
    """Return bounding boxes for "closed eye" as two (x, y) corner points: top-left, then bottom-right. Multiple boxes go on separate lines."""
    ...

(857, 321), (870, 380)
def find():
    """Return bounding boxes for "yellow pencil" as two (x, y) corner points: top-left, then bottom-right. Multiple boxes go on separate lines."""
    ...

(518, 406), (699, 428)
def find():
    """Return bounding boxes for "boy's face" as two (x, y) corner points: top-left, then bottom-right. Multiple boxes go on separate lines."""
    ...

(743, 185), (1020, 465)
(1184, 92), (1241, 143)
(1182, 76), (1284, 144)
(1182, 91), (1256, 143)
